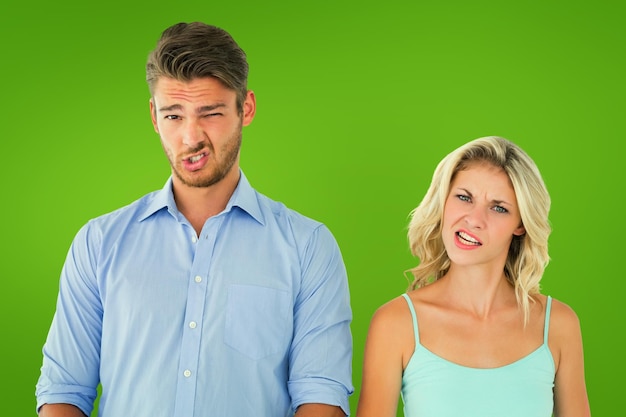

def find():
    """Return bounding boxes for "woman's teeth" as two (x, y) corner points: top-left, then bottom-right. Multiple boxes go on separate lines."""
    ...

(457, 231), (481, 245)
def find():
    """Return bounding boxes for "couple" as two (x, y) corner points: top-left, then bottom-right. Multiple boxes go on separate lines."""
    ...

(36, 22), (590, 417)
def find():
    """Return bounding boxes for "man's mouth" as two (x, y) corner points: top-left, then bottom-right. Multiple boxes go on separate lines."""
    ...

(187, 153), (207, 163)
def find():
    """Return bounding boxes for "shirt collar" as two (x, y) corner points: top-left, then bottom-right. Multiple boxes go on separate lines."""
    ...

(137, 170), (264, 225)
(225, 171), (265, 225)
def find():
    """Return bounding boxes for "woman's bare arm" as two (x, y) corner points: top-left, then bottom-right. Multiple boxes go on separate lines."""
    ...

(356, 298), (411, 417)
(551, 300), (591, 417)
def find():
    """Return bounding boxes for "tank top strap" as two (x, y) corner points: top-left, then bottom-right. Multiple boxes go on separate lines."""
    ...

(401, 293), (420, 344)
(543, 296), (553, 344)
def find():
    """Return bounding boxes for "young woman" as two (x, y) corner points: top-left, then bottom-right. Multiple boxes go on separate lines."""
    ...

(356, 136), (590, 417)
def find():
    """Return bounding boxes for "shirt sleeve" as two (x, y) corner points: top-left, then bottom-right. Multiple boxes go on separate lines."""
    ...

(35, 222), (102, 416)
(288, 224), (354, 415)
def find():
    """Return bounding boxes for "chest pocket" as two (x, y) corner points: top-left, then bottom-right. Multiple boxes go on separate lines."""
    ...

(224, 284), (292, 360)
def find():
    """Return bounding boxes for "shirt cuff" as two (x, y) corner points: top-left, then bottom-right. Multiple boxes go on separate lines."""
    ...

(289, 379), (353, 416)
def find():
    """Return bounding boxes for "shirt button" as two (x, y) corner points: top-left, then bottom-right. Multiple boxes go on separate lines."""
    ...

(194, 276), (202, 283)
(192, 236), (197, 243)
(189, 321), (197, 329)
(183, 369), (192, 377)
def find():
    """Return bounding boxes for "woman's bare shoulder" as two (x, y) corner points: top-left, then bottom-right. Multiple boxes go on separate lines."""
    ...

(371, 293), (413, 324)
(546, 296), (584, 368)
(366, 292), (422, 367)
(374, 286), (438, 315)
(548, 297), (582, 332)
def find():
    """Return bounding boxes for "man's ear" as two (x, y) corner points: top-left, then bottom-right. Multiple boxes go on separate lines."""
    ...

(149, 98), (159, 133)
(242, 90), (256, 126)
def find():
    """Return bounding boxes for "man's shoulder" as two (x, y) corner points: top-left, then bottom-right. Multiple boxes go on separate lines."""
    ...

(84, 189), (163, 230)
(254, 190), (324, 231)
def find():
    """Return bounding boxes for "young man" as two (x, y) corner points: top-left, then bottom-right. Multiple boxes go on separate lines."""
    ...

(36, 22), (353, 417)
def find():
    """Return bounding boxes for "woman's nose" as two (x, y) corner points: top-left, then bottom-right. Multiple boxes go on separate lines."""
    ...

(464, 206), (487, 229)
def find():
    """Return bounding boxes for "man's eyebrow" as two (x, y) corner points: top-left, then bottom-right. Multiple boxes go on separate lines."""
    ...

(197, 103), (226, 113)
(158, 104), (183, 112)
(157, 103), (227, 112)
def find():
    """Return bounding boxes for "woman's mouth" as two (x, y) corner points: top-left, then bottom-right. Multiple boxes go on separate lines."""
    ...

(456, 231), (482, 246)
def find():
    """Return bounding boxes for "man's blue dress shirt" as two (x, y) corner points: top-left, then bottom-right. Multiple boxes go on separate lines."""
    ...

(36, 172), (353, 416)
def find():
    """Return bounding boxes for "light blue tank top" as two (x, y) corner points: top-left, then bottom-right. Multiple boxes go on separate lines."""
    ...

(400, 294), (555, 417)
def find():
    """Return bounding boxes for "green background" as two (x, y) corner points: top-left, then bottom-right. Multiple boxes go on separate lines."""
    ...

(2, 1), (622, 415)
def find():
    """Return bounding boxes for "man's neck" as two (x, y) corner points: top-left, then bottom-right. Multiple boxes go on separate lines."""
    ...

(172, 169), (240, 236)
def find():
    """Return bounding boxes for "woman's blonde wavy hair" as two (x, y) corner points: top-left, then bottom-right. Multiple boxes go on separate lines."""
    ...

(407, 136), (551, 323)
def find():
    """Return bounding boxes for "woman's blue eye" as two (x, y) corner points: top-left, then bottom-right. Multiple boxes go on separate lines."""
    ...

(493, 205), (508, 214)
(457, 194), (471, 202)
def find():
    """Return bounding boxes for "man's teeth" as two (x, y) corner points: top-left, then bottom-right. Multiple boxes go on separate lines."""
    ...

(189, 153), (205, 163)
(457, 231), (480, 245)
